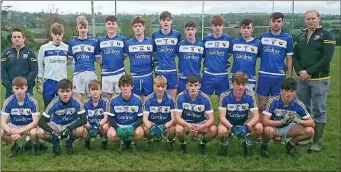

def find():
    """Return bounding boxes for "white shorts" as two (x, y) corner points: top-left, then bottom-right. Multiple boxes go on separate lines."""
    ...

(73, 71), (97, 94)
(48, 121), (75, 132)
(102, 72), (125, 94)
(274, 123), (296, 142)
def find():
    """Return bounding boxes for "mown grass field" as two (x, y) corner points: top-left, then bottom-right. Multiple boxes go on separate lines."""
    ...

(1, 47), (340, 171)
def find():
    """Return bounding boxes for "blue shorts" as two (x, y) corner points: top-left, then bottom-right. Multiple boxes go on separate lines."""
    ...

(178, 78), (187, 93)
(155, 71), (178, 89)
(43, 79), (59, 101)
(201, 72), (229, 96)
(256, 74), (285, 96)
(133, 74), (153, 96)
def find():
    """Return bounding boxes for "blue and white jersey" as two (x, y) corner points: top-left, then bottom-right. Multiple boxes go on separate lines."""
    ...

(203, 33), (233, 74)
(67, 37), (99, 75)
(44, 95), (85, 125)
(231, 37), (261, 84)
(263, 94), (310, 128)
(143, 92), (175, 125)
(124, 37), (155, 76)
(152, 29), (181, 73)
(219, 89), (258, 125)
(259, 30), (294, 77)
(37, 41), (69, 81)
(108, 93), (143, 126)
(1, 93), (39, 126)
(84, 96), (109, 125)
(177, 39), (204, 79)
(96, 35), (127, 76)
(175, 90), (213, 123)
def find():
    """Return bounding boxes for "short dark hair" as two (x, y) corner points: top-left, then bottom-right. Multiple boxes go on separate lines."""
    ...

(184, 20), (196, 28)
(186, 75), (201, 84)
(12, 76), (27, 87)
(240, 18), (253, 27)
(58, 79), (73, 90)
(232, 72), (248, 84)
(281, 78), (297, 91)
(160, 11), (172, 20)
(270, 12), (284, 20)
(12, 28), (25, 37)
(119, 74), (134, 87)
(106, 15), (117, 23)
(132, 16), (145, 26)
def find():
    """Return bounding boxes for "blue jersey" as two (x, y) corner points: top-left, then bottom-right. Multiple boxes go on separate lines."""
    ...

(152, 29), (181, 72)
(219, 89), (258, 125)
(203, 33), (233, 74)
(177, 39), (204, 79)
(44, 95), (85, 125)
(96, 35), (127, 76)
(108, 93), (143, 126)
(1, 93), (39, 126)
(263, 94), (310, 128)
(67, 37), (99, 75)
(259, 30), (294, 77)
(124, 37), (155, 76)
(84, 96), (109, 125)
(143, 92), (175, 125)
(231, 37), (261, 84)
(175, 90), (213, 123)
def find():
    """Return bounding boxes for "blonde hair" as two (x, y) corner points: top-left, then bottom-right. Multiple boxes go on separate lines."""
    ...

(305, 9), (320, 18)
(153, 75), (167, 87)
(77, 16), (88, 26)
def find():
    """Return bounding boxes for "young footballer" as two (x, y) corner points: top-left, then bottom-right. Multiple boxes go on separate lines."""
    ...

(175, 75), (217, 154)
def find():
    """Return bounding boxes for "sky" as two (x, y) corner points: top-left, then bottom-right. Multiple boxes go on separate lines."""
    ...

(2, 1), (340, 15)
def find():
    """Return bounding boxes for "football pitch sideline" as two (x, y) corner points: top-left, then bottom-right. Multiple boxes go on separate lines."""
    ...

(1, 47), (340, 171)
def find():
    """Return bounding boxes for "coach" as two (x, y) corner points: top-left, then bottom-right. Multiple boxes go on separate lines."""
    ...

(1, 28), (38, 98)
(293, 9), (336, 153)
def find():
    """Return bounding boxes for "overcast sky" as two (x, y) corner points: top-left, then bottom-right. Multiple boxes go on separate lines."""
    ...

(2, 1), (340, 15)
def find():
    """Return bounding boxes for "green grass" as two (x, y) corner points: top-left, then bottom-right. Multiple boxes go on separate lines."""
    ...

(1, 47), (340, 171)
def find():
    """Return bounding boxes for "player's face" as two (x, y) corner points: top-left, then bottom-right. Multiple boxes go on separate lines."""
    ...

(185, 27), (197, 40)
(211, 24), (223, 35)
(58, 88), (73, 103)
(240, 23), (254, 37)
(186, 82), (200, 96)
(77, 24), (88, 37)
(51, 32), (64, 44)
(270, 18), (283, 32)
(154, 84), (166, 97)
(160, 17), (172, 30)
(132, 23), (145, 36)
(11, 31), (25, 47)
(89, 87), (101, 99)
(13, 85), (28, 99)
(120, 84), (133, 97)
(105, 20), (118, 34)
(232, 82), (246, 96)
(281, 89), (296, 102)
(305, 12), (320, 30)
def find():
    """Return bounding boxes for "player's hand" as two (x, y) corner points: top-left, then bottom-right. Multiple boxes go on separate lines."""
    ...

(191, 124), (199, 137)
(299, 70), (310, 81)
(288, 112), (302, 124)
(281, 112), (292, 125)
(36, 78), (44, 94)
(8, 128), (17, 135)
(11, 134), (21, 141)
(60, 128), (72, 139)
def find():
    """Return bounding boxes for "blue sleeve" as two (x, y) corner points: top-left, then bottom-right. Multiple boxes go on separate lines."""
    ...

(170, 97), (176, 110)
(74, 98), (85, 115)
(137, 98), (143, 116)
(124, 41), (129, 54)
(248, 94), (258, 111)
(95, 39), (101, 57)
(286, 36), (294, 55)
(2, 97), (12, 115)
(295, 100), (310, 119)
(30, 98), (39, 114)
(177, 32), (182, 43)
(264, 98), (277, 117)
(219, 94), (229, 108)
(204, 96), (213, 112)
(143, 99), (151, 112)
(67, 40), (73, 58)
(176, 95), (183, 110)
(229, 40), (233, 54)
(108, 98), (115, 116)
(44, 102), (56, 118)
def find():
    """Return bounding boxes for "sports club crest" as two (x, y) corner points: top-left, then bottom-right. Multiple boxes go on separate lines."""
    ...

(64, 51), (68, 56)
(164, 107), (169, 113)
(99, 109), (103, 114)
(222, 42), (227, 47)
(147, 46), (151, 50)
(26, 109), (31, 114)
(117, 41), (121, 46)
(131, 107), (137, 112)
(279, 41), (283, 45)
(314, 35), (320, 40)
(242, 104), (248, 110)
(197, 47), (202, 52)
(22, 54), (28, 59)
(171, 39), (175, 44)
(197, 106), (202, 111)
(87, 46), (91, 51)
(251, 47), (255, 52)
(80, 45), (85, 51)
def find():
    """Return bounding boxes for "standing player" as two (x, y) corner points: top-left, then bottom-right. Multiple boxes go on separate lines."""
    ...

(83, 80), (109, 150)
(230, 19), (261, 93)
(1, 77), (40, 157)
(124, 16), (155, 100)
(68, 16), (99, 100)
(96, 15), (127, 98)
(37, 79), (87, 156)
(201, 15), (233, 97)
(152, 11), (182, 98)
(37, 23), (69, 108)
(177, 21), (204, 93)
(260, 78), (315, 157)
(175, 75), (217, 154)
(143, 75), (176, 151)
(217, 72), (263, 157)
(107, 74), (144, 152)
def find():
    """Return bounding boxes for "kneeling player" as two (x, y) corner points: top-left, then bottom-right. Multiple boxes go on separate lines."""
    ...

(107, 74), (144, 152)
(217, 72), (263, 157)
(143, 75), (176, 151)
(37, 79), (87, 156)
(260, 78), (315, 157)
(1, 77), (40, 157)
(83, 80), (109, 150)
(175, 75), (217, 154)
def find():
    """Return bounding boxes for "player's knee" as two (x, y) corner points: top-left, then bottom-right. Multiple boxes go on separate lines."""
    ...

(304, 127), (314, 137)
(74, 127), (84, 136)
(0, 128), (4, 138)
(254, 123), (263, 135)
(209, 125), (217, 135)
(134, 127), (144, 140)
(167, 126), (175, 135)
(263, 127), (274, 137)
(175, 125), (185, 135)
(101, 123), (109, 134)
(107, 128), (117, 141)
(217, 125), (228, 137)
(37, 128), (46, 138)
(29, 128), (38, 137)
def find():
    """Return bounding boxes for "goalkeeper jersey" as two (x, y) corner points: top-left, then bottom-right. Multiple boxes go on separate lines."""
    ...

(37, 41), (69, 81)
(84, 96), (109, 125)
(263, 94), (310, 128)
(143, 92), (175, 125)
(219, 89), (258, 125)
(108, 93), (143, 126)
